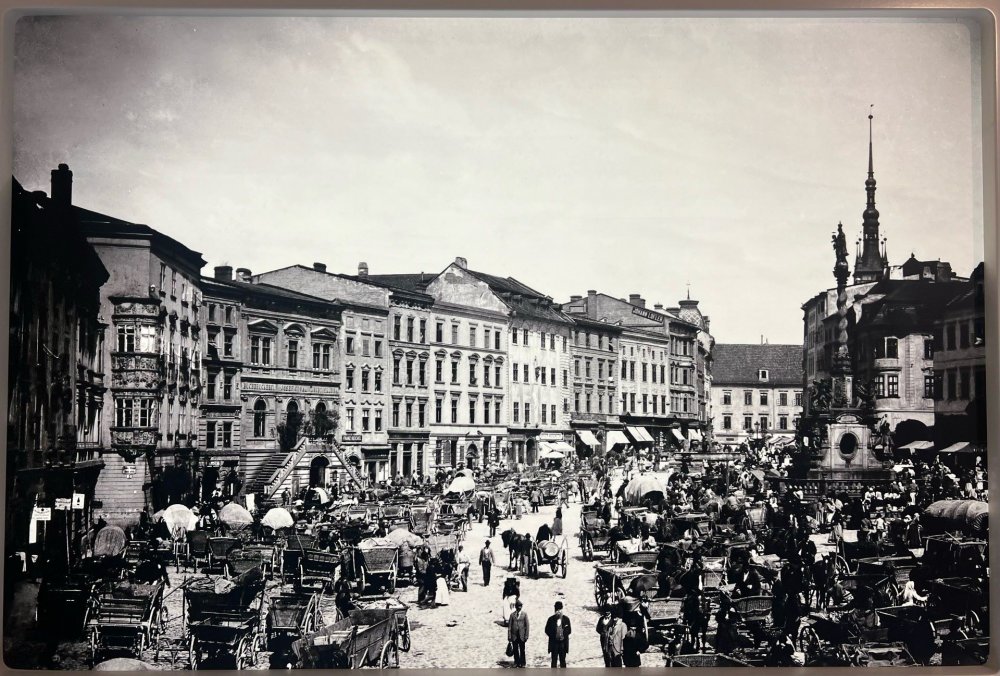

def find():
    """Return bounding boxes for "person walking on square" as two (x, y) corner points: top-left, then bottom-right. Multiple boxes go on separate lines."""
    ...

(545, 601), (572, 668)
(607, 608), (627, 667)
(552, 508), (563, 537)
(480, 539), (496, 586)
(508, 600), (529, 667)
(488, 507), (501, 538)
(596, 609), (614, 667)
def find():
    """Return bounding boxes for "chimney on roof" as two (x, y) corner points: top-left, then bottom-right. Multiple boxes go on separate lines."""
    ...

(214, 265), (233, 281)
(455, 257), (468, 270)
(570, 295), (582, 302)
(50, 163), (72, 210)
(704, 316), (711, 332)
(628, 294), (645, 308)
(236, 268), (251, 281)
(356, 262), (367, 277)
(654, 303), (664, 311)
(311, 262), (327, 273)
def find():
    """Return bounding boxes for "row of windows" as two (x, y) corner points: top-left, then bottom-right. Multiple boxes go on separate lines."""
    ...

(670, 394), (696, 414)
(927, 366), (987, 401)
(721, 415), (792, 431)
(247, 335), (337, 369)
(619, 393), (668, 415)
(249, 400), (328, 437)
(114, 398), (153, 428)
(205, 421), (234, 448)
(344, 397), (508, 430)
(425, 320), (504, 350)
(513, 362), (562, 386)
(343, 334), (381, 358)
(574, 331), (614, 352)
(570, 391), (615, 414)
(721, 390), (802, 407)
(936, 319), (986, 352)
(206, 303), (236, 325)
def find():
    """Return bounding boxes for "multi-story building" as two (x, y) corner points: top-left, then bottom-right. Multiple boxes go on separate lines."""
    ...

(932, 262), (986, 448)
(77, 178), (206, 524)
(562, 290), (711, 454)
(849, 267), (965, 443)
(362, 259), (511, 470)
(6, 170), (109, 564)
(253, 264), (394, 482)
(711, 344), (803, 447)
(560, 313), (622, 457)
(198, 266), (344, 499)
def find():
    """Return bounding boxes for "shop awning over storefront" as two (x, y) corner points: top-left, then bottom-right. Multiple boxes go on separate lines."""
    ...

(938, 442), (975, 454)
(624, 427), (653, 445)
(687, 428), (703, 441)
(606, 431), (631, 448)
(671, 428), (686, 442)
(897, 440), (934, 451)
(576, 430), (600, 447)
(546, 441), (575, 454)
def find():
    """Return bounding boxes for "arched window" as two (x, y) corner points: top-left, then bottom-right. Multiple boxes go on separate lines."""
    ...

(315, 402), (327, 415)
(253, 400), (267, 437)
(287, 400), (299, 415)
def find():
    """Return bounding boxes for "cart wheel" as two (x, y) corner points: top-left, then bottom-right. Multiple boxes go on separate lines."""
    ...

(188, 635), (197, 670)
(561, 551), (568, 579)
(399, 620), (411, 653)
(89, 630), (98, 667)
(359, 568), (367, 593)
(235, 635), (250, 670)
(968, 610), (982, 634)
(389, 566), (397, 594)
(380, 640), (399, 668)
(583, 539), (593, 561)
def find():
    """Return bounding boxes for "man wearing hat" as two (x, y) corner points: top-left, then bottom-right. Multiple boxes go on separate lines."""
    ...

(595, 608), (613, 666)
(544, 601), (572, 667)
(508, 599), (529, 667)
(606, 608), (627, 667)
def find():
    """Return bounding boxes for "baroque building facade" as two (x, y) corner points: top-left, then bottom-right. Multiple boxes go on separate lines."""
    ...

(7, 169), (109, 565)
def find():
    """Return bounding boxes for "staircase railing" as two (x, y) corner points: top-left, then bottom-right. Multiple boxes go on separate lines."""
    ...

(325, 438), (366, 491)
(261, 437), (309, 500)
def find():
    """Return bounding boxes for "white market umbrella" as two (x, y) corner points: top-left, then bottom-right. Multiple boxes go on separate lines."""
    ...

(445, 475), (476, 494)
(261, 507), (295, 530)
(157, 504), (197, 534)
(385, 529), (424, 547)
(310, 487), (331, 504)
(456, 468), (475, 478)
(218, 502), (254, 530)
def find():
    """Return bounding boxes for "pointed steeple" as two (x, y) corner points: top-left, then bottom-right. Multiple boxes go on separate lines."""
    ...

(854, 105), (887, 284)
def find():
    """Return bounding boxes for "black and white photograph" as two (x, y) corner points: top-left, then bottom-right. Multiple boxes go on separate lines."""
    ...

(4, 13), (990, 670)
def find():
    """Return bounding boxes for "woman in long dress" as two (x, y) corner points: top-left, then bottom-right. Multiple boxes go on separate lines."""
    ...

(435, 567), (451, 606)
(551, 508), (563, 537)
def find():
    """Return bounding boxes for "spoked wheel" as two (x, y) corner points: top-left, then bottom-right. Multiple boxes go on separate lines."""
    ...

(89, 631), (98, 667)
(560, 551), (568, 579)
(235, 635), (251, 670)
(550, 559), (559, 575)
(188, 635), (198, 670)
(359, 568), (367, 593)
(380, 640), (399, 668)
(399, 619), (412, 652)
(583, 539), (593, 561)
(389, 566), (397, 594)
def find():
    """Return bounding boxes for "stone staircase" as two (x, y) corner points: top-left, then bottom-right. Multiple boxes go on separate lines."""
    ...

(246, 436), (366, 502)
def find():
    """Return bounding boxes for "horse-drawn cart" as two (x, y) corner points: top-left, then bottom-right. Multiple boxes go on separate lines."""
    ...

(524, 538), (569, 579)
(593, 564), (651, 610)
(86, 581), (166, 665)
(293, 607), (401, 669)
(355, 542), (400, 594)
(184, 572), (266, 670)
(266, 592), (321, 651)
(578, 512), (612, 561)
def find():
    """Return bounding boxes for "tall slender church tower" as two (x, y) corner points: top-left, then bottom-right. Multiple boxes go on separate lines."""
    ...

(854, 108), (890, 284)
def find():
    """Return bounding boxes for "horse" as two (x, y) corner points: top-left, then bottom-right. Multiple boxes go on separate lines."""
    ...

(500, 529), (524, 569)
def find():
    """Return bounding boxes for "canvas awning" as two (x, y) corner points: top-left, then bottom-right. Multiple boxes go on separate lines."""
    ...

(898, 440), (934, 451)
(671, 428), (686, 442)
(606, 430), (631, 448)
(576, 430), (600, 447)
(548, 441), (575, 454)
(938, 442), (975, 454)
(687, 428), (703, 441)
(625, 426), (654, 444)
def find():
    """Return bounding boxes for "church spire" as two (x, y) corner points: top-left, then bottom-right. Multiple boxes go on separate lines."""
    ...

(854, 105), (887, 284)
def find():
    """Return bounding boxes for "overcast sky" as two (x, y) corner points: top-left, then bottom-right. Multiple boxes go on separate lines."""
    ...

(13, 15), (983, 344)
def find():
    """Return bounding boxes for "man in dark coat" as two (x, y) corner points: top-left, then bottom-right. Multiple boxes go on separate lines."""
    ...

(544, 601), (572, 667)
(508, 600), (529, 667)
(536, 522), (553, 543)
